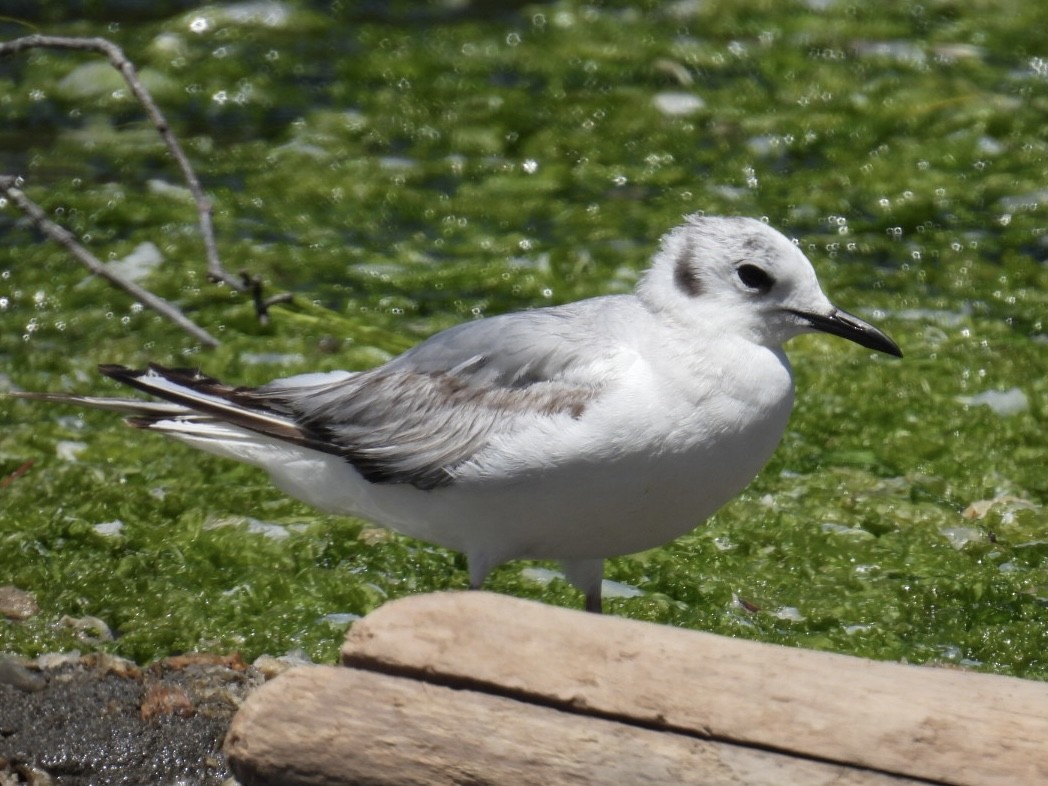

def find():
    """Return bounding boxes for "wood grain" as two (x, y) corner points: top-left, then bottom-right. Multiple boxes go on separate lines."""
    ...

(339, 591), (1048, 786)
(226, 665), (919, 786)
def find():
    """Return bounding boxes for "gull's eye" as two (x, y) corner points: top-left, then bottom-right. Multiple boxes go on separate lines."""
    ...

(737, 264), (774, 294)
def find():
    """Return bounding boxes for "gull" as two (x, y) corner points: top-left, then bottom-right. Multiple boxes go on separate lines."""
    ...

(14, 216), (901, 612)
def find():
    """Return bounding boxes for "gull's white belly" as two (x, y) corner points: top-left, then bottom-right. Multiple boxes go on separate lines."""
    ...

(259, 341), (795, 564)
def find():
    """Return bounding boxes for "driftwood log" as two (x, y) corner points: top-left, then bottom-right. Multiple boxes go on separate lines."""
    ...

(225, 591), (1048, 786)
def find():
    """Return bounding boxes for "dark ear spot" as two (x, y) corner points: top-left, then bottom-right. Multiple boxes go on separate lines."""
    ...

(673, 240), (703, 297)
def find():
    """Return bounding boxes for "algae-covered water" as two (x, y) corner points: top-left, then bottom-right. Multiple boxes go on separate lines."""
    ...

(1, 0), (1047, 674)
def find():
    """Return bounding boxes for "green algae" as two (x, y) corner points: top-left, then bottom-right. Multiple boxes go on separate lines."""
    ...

(1, 0), (1047, 673)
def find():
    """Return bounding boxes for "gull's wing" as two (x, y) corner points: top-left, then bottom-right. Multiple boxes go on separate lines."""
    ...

(251, 296), (636, 489)
(75, 295), (639, 491)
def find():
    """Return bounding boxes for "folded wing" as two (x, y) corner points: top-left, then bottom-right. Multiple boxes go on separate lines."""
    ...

(17, 299), (631, 490)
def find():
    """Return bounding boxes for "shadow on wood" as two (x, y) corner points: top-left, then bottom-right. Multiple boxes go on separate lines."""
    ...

(225, 591), (1048, 786)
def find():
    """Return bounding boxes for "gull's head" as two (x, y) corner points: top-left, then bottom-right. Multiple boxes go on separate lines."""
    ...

(638, 215), (902, 357)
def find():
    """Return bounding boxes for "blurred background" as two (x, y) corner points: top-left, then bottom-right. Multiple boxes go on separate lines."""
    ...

(1, 0), (1046, 674)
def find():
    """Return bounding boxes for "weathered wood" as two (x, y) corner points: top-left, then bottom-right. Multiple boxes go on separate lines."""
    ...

(341, 591), (1048, 786)
(225, 665), (919, 786)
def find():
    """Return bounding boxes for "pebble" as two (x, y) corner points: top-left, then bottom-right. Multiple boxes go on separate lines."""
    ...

(957, 387), (1029, 416)
(940, 526), (984, 550)
(0, 654), (46, 693)
(55, 61), (124, 100)
(93, 519), (125, 537)
(35, 651), (82, 670)
(651, 91), (706, 116)
(104, 241), (164, 284)
(0, 585), (38, 620)
(54, 440), (87, 461)
(0, 758), (54, 786)
(140, 682), (195, 720)
(963, 494), (1039, 523)
(83, 651), (142, 679)
(252, 649), (314, 680)
(59, 615), (115, 643)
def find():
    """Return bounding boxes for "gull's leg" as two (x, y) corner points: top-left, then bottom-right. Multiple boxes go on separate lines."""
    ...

(562, 558), (605, 614)
(467, 551), (498, 592)
(584, 587), (603, 614)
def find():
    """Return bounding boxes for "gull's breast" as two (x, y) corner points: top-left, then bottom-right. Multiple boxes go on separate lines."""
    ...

(406, 340), (797, 560)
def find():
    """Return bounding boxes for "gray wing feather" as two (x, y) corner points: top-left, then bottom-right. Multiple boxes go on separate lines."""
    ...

(253, 297), (632, 489)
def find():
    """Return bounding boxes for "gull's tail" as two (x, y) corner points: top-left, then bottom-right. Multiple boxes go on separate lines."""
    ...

(11, 364), (336, 459)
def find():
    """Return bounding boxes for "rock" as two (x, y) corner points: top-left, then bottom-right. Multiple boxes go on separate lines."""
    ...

(963, 494), (1039, 521)
(251, 650), (314, 680)
(141, 682), (195, 720)
(0, 655), (46, 692)
(147, 178), (194, 202)
(159, 652), (248, 672)
(0, 758), (54, 786)
(104, 241), (164, 284)
(82, 651), (142, 680)
(59, 614), (114, 643)
(55, 61), (125, 101)
(652, 91), (706, 116)
(34, 651), (82, 670)
(54, 440), (87, 461)
(0, 585), (38, 621)
(92, 519), (125, 537)
(957, 387), (1029, 416)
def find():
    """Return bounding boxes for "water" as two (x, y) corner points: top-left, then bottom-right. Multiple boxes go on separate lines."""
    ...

(1, 0), (1046, 674)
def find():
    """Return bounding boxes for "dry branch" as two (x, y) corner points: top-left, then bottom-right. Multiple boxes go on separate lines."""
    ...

(0, 35), (244, 291)
(0, 33), (287, 338)
(0, 459), (35, 489)
(0, 175), (220, 347)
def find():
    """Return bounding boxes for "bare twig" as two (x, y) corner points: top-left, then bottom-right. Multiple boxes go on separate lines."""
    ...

(263, 292), (295, 309)
(0, 459), (35, 489)
(0, 34), (249, 294)
(237, 272), (292, 324)
(0, 175), (220, 347)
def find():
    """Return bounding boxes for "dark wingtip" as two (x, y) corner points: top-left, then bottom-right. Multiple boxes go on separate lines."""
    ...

(152, 363), (221, 385)
(99, 363), (220, 387)
(124, 415), (159, 429)
(98, 363), (139, 381)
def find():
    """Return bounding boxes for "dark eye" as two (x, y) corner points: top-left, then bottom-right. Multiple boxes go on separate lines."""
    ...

(737, 264), (774, 294)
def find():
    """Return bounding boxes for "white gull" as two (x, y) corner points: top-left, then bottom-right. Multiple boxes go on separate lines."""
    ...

(15, 215), (902, 612)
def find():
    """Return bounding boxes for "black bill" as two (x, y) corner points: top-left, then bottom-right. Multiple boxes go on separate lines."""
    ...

(791, 308), (902, 358)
